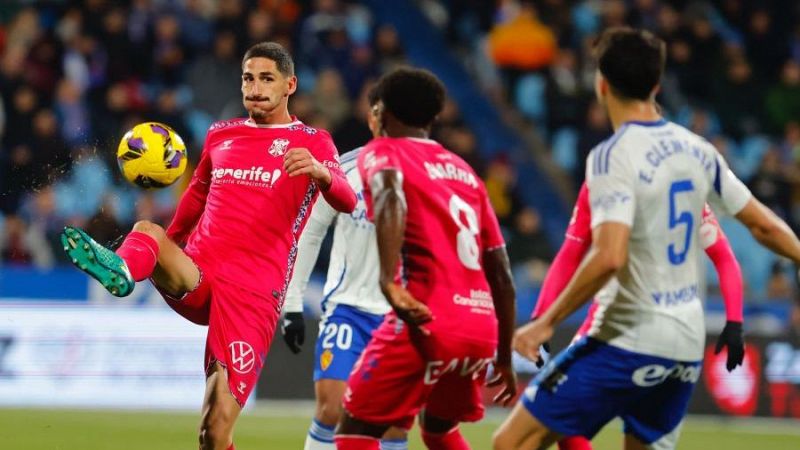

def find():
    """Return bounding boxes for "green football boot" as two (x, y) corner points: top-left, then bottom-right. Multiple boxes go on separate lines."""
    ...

(60, 226), (134, 297)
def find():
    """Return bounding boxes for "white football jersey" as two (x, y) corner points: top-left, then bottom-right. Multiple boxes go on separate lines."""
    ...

(284, 148), (391, 316)
(585, 119), (752, 361)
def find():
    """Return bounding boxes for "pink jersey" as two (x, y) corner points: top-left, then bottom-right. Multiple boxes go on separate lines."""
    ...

(358, 137), (505, 344)
(533, 181), (743, 330)
(166, 118), (356, 307)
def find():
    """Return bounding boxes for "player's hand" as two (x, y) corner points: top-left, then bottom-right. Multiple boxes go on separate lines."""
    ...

(513, 318), (554, 363)
(529, 317), (551, 368)
(382, 282), (433, 335)
(284, 148), (332, 188)
(714, 320), (744, 372)
(281, 312), (306, 354)
(486, 364), (517, 406)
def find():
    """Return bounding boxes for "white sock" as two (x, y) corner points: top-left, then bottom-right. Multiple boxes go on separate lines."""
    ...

(380, 438), (408, 450)
(304, 419), (336, 450)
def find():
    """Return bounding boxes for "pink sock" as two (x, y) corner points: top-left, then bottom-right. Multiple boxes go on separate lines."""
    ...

(421, 427), (470, 450)
(115, 231), (159, 281)
(334, 435), (380, 450)
(558, 436), (592, 450)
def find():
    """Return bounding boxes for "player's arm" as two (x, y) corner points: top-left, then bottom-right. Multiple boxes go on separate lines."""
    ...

(531, 184), (592, 319)
(515, 223), (630, 360)
(371, 169), (432, 329)
(165, 141), (212, 245)
(701, 207), (745, 371)
(708, 152), (800, 263)
(735, 199), (800, 262)
(281, 196), (338, 354)
(284, 134), (357, 213)
(515, 146), (635, 361)
(477, 185), (517, 405)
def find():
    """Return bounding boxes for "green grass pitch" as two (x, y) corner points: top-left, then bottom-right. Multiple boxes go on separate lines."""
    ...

(0, 407), (797, 449)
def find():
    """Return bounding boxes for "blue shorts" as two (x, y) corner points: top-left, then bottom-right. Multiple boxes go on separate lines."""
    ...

(313, 304), (384, 382)
(522, 338), (700, 447)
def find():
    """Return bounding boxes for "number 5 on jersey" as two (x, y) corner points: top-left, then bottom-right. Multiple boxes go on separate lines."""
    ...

(668, 180), (694, 265)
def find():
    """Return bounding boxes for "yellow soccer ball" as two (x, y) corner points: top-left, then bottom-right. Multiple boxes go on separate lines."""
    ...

(116, 122), (188, 188)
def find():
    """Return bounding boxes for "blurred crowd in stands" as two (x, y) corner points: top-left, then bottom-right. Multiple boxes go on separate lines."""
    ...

(0, 0), (798, 312)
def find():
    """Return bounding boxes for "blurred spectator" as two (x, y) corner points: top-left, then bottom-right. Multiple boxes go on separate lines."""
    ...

(30, 108), (71, 184)
(311, 69), (351, 129)
(745, 8), (789, 82)
(507, 207), (553, 266)
(546, 48), (584, 131)
(488, 1), (556, 87)
(748, 149), (793, 225)
(187, 31), (241, 119)
(332, 83), (373, 152)
(55, 79), (91, 146)
(484, 155), (524, 229)
(373, 24), (405, 72)
(766, 60), (800, 134)
(712, 55), (763, 138)
(0, 214), (53, 268)
(4, 84), (38, 147)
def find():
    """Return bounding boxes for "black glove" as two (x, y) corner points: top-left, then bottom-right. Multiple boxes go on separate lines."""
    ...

(530, 317), (551, 368)
(281, 312), (305, 354)
(535, 341), (551, 368)
(714, 321), (744, 372)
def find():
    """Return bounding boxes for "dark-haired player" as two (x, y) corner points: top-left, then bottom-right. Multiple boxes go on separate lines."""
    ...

(493, 27), (800, 450)
(333, 67), (518, 450)
(60, 42), (356, 450)
(283, 87), (409, 450)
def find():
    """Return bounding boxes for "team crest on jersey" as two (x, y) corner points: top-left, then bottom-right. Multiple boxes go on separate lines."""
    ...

(320, 349), (334, 370)
(268, 138), (290, 157)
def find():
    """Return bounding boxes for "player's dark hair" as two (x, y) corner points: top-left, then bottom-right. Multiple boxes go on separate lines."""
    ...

(374, 67), (445, 128)
(242, 42), (295, 76)
(594, 27), (666, 101)
(366, 84), (380, 107)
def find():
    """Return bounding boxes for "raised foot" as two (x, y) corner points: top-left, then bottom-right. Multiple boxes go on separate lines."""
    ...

(60, 226), (135, 297)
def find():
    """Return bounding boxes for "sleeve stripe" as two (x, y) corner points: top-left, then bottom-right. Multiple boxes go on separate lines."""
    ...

(713, 156), (722, 196)
(594, 125), (629, 175)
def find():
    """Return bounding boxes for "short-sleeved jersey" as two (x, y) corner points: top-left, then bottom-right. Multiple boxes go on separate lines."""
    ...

(585, 119), (751, 361)
(358, 137), (505, 344)
(181, 118), (351, 306)
(284, 147), (391, 316)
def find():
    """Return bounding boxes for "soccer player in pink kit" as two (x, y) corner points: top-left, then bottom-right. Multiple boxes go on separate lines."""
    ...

(60, 42), (356, 450)
(530, 182), (745, 450)
(334, 68), (518, 450)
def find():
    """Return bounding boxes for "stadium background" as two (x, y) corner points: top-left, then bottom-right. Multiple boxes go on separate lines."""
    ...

(0, 0), (798, 448)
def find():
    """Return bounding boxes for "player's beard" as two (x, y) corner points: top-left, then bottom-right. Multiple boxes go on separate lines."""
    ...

(245, 97), (278, 122)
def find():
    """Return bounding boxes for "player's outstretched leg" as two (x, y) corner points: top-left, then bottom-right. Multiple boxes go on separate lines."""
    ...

(61, 225), (135, 297)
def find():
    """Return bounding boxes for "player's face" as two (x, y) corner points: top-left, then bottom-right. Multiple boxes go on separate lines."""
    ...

(368, 101), (384, 137)
(241, 57), (297, 122)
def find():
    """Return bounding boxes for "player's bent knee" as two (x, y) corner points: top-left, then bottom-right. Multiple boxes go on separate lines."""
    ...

(316, 397), (344, 426)
(131, 220), (166, 242)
